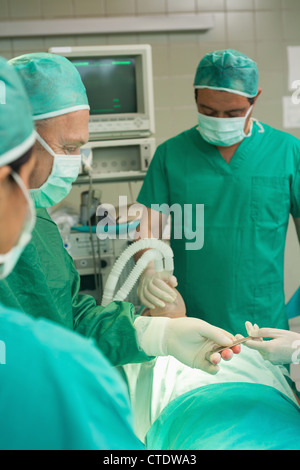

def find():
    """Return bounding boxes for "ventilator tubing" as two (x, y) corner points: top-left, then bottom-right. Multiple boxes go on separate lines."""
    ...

(101, 239), (174, 307)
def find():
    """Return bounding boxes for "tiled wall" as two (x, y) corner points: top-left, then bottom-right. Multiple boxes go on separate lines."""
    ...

(2, 0), (300, 142)
(1, 0), (300, 300)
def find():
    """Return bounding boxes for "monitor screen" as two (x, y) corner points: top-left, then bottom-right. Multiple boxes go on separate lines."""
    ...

(70, 57), (138, 115)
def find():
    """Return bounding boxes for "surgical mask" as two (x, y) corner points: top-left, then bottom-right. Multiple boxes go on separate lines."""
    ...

(30, 132), (82, 208)
(0, 171), (35, 279)
(197, 105), (253, 147)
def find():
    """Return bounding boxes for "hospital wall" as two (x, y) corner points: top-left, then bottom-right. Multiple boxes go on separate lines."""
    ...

(1, 0), (299, 301)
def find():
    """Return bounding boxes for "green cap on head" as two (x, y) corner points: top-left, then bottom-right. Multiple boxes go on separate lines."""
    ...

(194, 49), (259, 98)
(9, 52), (90, 121)
(0, 57), (35, 166)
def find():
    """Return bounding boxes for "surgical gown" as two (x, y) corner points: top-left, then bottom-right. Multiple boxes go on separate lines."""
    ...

(138, 120), (300, 335)
(0, 303), (144, 450)
(0, 209), (149, 366)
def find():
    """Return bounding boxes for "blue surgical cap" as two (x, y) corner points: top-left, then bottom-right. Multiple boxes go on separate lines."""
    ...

(194, 49), (259, 98)
(9, 52), (90, 121)
(0, 57), (35, 166)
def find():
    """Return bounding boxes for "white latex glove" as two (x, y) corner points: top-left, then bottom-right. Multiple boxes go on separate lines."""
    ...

(244, 321), (300, 365)
(134, 316), (236, 374)
(137, 266), (178, 309)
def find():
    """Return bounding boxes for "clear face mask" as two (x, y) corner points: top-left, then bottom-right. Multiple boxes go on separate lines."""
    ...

(30, 132), (82, 208)
(0, 171), (35, 279)
(197, 105), (253, 147)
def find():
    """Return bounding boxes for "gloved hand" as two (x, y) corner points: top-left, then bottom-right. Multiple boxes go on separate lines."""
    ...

(134, 316), (238, 374)
(244, 321), (300, 365)
(137, 265), (178, 309)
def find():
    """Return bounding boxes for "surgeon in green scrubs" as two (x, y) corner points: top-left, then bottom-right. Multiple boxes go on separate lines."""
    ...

(136, 49), (300, 336)
(0, 56), (144, 450)
(0, 52), (238, 374)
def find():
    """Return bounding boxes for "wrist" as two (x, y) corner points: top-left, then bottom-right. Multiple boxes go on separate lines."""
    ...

(133, 316), (171, 356)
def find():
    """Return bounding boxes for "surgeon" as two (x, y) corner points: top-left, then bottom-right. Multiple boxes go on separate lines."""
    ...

(136, 49), (300, 336)
(0, 56), (144, 450)
(0, 52), (238, 374)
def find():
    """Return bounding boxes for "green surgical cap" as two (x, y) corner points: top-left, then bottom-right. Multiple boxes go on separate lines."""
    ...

(0, 57), (35, 166)
(194, 49), (258, 98)
(9, 52), (90, 121)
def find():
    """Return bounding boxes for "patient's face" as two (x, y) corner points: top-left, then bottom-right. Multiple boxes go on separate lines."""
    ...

(142, 288), (186, 318)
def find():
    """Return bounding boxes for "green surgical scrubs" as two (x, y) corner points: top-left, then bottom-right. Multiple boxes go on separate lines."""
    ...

(138, 121), (300, 335)
(0, 304), (144, 450)
(0, 209), (149, 366)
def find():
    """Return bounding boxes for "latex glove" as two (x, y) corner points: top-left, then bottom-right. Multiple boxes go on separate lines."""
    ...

(134, 316), (238, 374)
(137, 266), (178, 309)
(244, 321), (300, 365)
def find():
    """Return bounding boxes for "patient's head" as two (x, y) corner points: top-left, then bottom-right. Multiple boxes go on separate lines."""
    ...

(142, 288), (186, 318)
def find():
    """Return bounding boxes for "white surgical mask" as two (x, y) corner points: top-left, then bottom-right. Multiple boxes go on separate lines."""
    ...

(0, 171), (35, 279)
(30, 132), (82, 208)
(197, 105), (253, 147)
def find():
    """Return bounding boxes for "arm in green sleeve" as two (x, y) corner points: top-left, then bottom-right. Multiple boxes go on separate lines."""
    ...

(69, 256), (152, 366)
(291, 149), (300, 220)
(291, 148), (300, 244)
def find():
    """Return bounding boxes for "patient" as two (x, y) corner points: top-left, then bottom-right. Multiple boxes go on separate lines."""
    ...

(124, 347), (300, 450)
(125, 291), (300, 450)
(140, 287), (186, 318)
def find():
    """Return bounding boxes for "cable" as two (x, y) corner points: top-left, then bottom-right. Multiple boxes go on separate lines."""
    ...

(87, 172), (103, 304)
